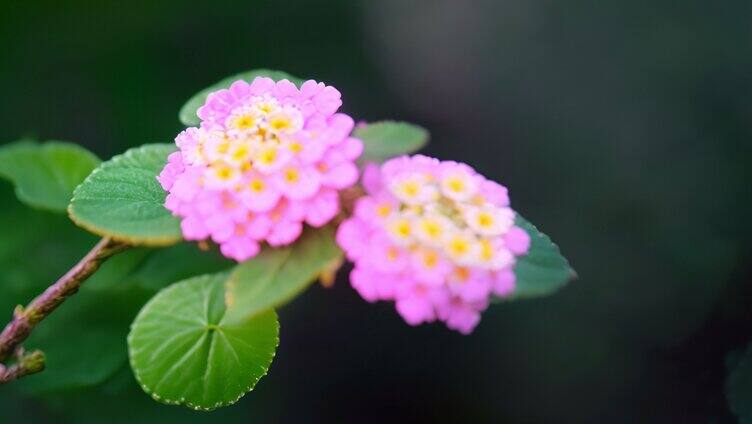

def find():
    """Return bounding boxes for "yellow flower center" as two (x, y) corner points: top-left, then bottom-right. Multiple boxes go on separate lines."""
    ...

(402, 181), (420, 197)
(234, 115), (255, 130)
(388, 218), (412, 240)
(231, 145), (250, 161)
(376, 204), (392, 218)
(216, 140), (230, 154)
(249, 179), (265, 193)
(289, 141), (303, 153)
(420, 219), (442, 239)
(270, 115), (292, 131)
(479, 239), (494, 261)
(477, 212), (494, 228)
(447, 177), (465, 193)
(213, 164), (235, 181)
(422, 250), (439, 268)
(448, 236), (470, 256)
(284, 168), (300, 183)
(258, 147), (278, 165)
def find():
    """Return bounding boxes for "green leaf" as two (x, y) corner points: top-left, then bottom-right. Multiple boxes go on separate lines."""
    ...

(68, 144), (182, 246)
(85, 243), (233, 294)
(83, 248), (154, 291)
(224, 227), (342, 323)
(507, 215), (575, 299)
(179, 69), (304, 127)
(129, 243), (233, 292)
(0, 140), (100, 212)
(128, 273), (279, 411)
(353, 121), (429, 163)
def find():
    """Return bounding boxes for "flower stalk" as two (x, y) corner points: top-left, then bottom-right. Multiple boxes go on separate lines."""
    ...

(0, 237), (129, 382)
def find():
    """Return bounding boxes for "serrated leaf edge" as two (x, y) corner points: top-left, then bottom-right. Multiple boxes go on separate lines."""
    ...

(67, 144), (182, 247)
(497, 214), (576, 301)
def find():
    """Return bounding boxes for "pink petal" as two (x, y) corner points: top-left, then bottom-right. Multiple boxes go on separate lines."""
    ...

(396, 295), (435, 326)
(266, 220), (303, 246)
(304, 189), (340, 227)
(493, 268), (516, 297)
(505, 226), (531, 255)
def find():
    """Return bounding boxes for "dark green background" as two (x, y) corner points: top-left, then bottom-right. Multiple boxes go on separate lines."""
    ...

(1, 1), (751, 422)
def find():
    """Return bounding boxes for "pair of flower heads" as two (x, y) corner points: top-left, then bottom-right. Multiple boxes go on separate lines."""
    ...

(158, 77), (530, 334)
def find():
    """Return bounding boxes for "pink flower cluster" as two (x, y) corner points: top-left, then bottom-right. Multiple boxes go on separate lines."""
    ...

(336, 155), (530, 334)
(158, 77), (363, 261)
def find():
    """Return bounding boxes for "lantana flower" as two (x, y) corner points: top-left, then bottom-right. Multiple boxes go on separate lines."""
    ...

(158, 77), (363, 261)
(336, 155), (530, 334)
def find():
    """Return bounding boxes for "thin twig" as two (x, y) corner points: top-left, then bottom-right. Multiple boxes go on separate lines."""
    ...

(0, 350), (45, 383)
(0, 237), (130, 380)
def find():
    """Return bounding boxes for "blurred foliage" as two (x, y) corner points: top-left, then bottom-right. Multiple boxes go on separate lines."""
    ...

(224, 226), (342, 323)
(354, 121), (429, 163)
(0, 0), (751, 422)
(0, 140), (100, 211)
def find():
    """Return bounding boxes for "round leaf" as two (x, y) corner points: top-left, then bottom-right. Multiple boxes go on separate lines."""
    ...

(179, 69), (304, 126)
(128, 273), (279, 411)
(508, 215), (576, 299)
(0, 140), (100, 212)
(224, 226), (342, 323)
(353, 121), (429, 163)
(68, 144), (182, 246)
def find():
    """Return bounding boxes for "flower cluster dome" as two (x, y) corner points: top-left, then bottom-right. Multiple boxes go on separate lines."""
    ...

(336, 155), (530, 334)
(158, 77), (363, 261)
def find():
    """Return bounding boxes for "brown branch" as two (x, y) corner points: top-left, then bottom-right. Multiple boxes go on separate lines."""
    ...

(0, 349), (45, 383)
(337, 185), (365, 223)
(0, 237), (129, 380)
